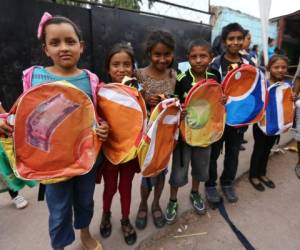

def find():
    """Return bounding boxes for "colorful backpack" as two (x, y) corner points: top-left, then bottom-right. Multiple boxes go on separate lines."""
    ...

(138, 98), (181, 177)
(258, 82), (294, 135)
(8, 81), (101, 182)
(222, 64), (267, 126)
(97, 83), (147, 165)
(180, 79), (225, 147)
(0, 137), (36, 192)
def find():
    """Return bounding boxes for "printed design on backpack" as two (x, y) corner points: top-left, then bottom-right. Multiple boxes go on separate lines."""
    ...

(180, 79), (225, 147)
(26, 93), (80, 152)
(258, 82), (294, 135)
(222, 64), (267, 126)
(138, 98), (181, 177)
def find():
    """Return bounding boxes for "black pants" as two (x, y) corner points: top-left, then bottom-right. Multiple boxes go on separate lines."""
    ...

(8, 189), (18, 199)
(205, 125), (244, 187)
(249, 124), (278, 178)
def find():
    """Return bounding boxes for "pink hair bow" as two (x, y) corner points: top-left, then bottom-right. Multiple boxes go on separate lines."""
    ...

(37, 12), (53, 39)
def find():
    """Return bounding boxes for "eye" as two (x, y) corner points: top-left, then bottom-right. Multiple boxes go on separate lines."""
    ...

(49, 40), (59, 46)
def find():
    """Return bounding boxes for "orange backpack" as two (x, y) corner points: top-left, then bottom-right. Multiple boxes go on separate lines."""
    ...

(138, 98), (181, 177)
(180, 79), (225, 147)
(9, 81), (101, 183)
(97, 83), (147, 165)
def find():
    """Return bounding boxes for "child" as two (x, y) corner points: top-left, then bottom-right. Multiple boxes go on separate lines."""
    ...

(0, 13), (109, 250)
(135, 30), (176, 229)
(0, 102), (28, 209)
(165, 39), (218, 224)
(205, 23), (255, 204)
(249, 55), (290, 190)
(99, 43), (139, 245)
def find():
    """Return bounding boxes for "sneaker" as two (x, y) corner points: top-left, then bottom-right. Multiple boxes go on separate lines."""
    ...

(205, 186), (221, 203)
(165, 200), (178, 224)
(12, 195), (28, 209)
(222, 185), (238, 203)
(190, 192), (206, 215)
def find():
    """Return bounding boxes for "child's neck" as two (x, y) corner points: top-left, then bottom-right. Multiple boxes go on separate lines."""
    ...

(269, 76), (283, 84)
(191, 69), (206, 82)
(47, 65), (82, 77)
(224, 52), (241, 63)
(146, 64), (168, 79)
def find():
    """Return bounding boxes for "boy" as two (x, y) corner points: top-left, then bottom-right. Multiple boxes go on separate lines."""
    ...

(165, 39), (217, 224)
(205, 23), (254, 204)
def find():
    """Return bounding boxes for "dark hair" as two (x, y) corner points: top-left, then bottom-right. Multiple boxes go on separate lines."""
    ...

(221, 23), (245, 41)
(244, 29), (250, 36)
(268, 37), (275, 45)
(187, 39), (212, 55)
(252, 44), (258, 51)
(267, 54), (289, 70)
(105, 42), (135, 73)
(40, 16), (82, 44)
(145, 30), (175, 54)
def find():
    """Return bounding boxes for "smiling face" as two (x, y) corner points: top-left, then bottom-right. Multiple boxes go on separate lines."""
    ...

(108, 51), (134, 83)
(150, 42), (174, 72)
(188, 46), (212, 76)
(269, 59), (288, 82)
(44, 23), (83, 72)
(224, 31), (244, 55)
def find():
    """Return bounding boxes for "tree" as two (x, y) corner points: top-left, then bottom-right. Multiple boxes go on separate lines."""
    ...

(102, 0), (142, 10)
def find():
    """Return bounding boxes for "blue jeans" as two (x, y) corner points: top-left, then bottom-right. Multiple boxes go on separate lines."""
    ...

(45, 165), (98, 249)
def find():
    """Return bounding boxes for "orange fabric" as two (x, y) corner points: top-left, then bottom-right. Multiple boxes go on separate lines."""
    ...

(12, 81), (101, 180)
(223, 65), (257, 97)
(97, 83), (147, 165)
(139, 99), (181, 177)
(282, 88), (294, 125)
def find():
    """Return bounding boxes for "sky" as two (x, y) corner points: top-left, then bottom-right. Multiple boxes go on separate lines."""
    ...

(140, 0), (300, 23)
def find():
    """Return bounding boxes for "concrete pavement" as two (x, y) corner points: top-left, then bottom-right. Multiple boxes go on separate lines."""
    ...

(0, 128), (295, 250)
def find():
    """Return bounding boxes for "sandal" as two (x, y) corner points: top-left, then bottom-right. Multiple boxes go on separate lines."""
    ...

(100, 211), (112, 238)
(82, 240), (103, 250)
(121, 218), (137, 245)
(258, 176), (275, 189)
(151, 206), (166, 228)
(135, 205), (148, 230)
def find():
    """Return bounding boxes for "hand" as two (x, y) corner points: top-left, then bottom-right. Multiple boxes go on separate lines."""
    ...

(0, 119), (13, 136)
(149, 95), (161, 107)
(219, 95), (228, 105)
(95, 121), (109, 142)
(180, 108), (187, 121)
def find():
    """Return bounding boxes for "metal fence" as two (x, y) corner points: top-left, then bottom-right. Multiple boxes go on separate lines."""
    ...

(0, 0), (211, 108)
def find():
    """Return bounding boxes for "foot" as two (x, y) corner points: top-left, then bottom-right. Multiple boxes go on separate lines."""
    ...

(295, 163), (300, 179)
(239, 145), (246, 151)
(259, 176), (275, 188)
(249, 177), (265, 191)
(100, 211), (111, 238)
(12, 195), (28, 209)
(151, 204), (166, 228)
(81, 230), (102, 250)
(221, 185), (238, 203)
(165, 200), (178, 224)
(121, 218), (137, 245)
(205, 186), (221, 203)
(135, 203), (148, 230)
(190, 191), (206, 215)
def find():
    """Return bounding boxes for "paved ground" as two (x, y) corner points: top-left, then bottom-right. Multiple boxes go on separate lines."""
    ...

(0, 129), (298, 250)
